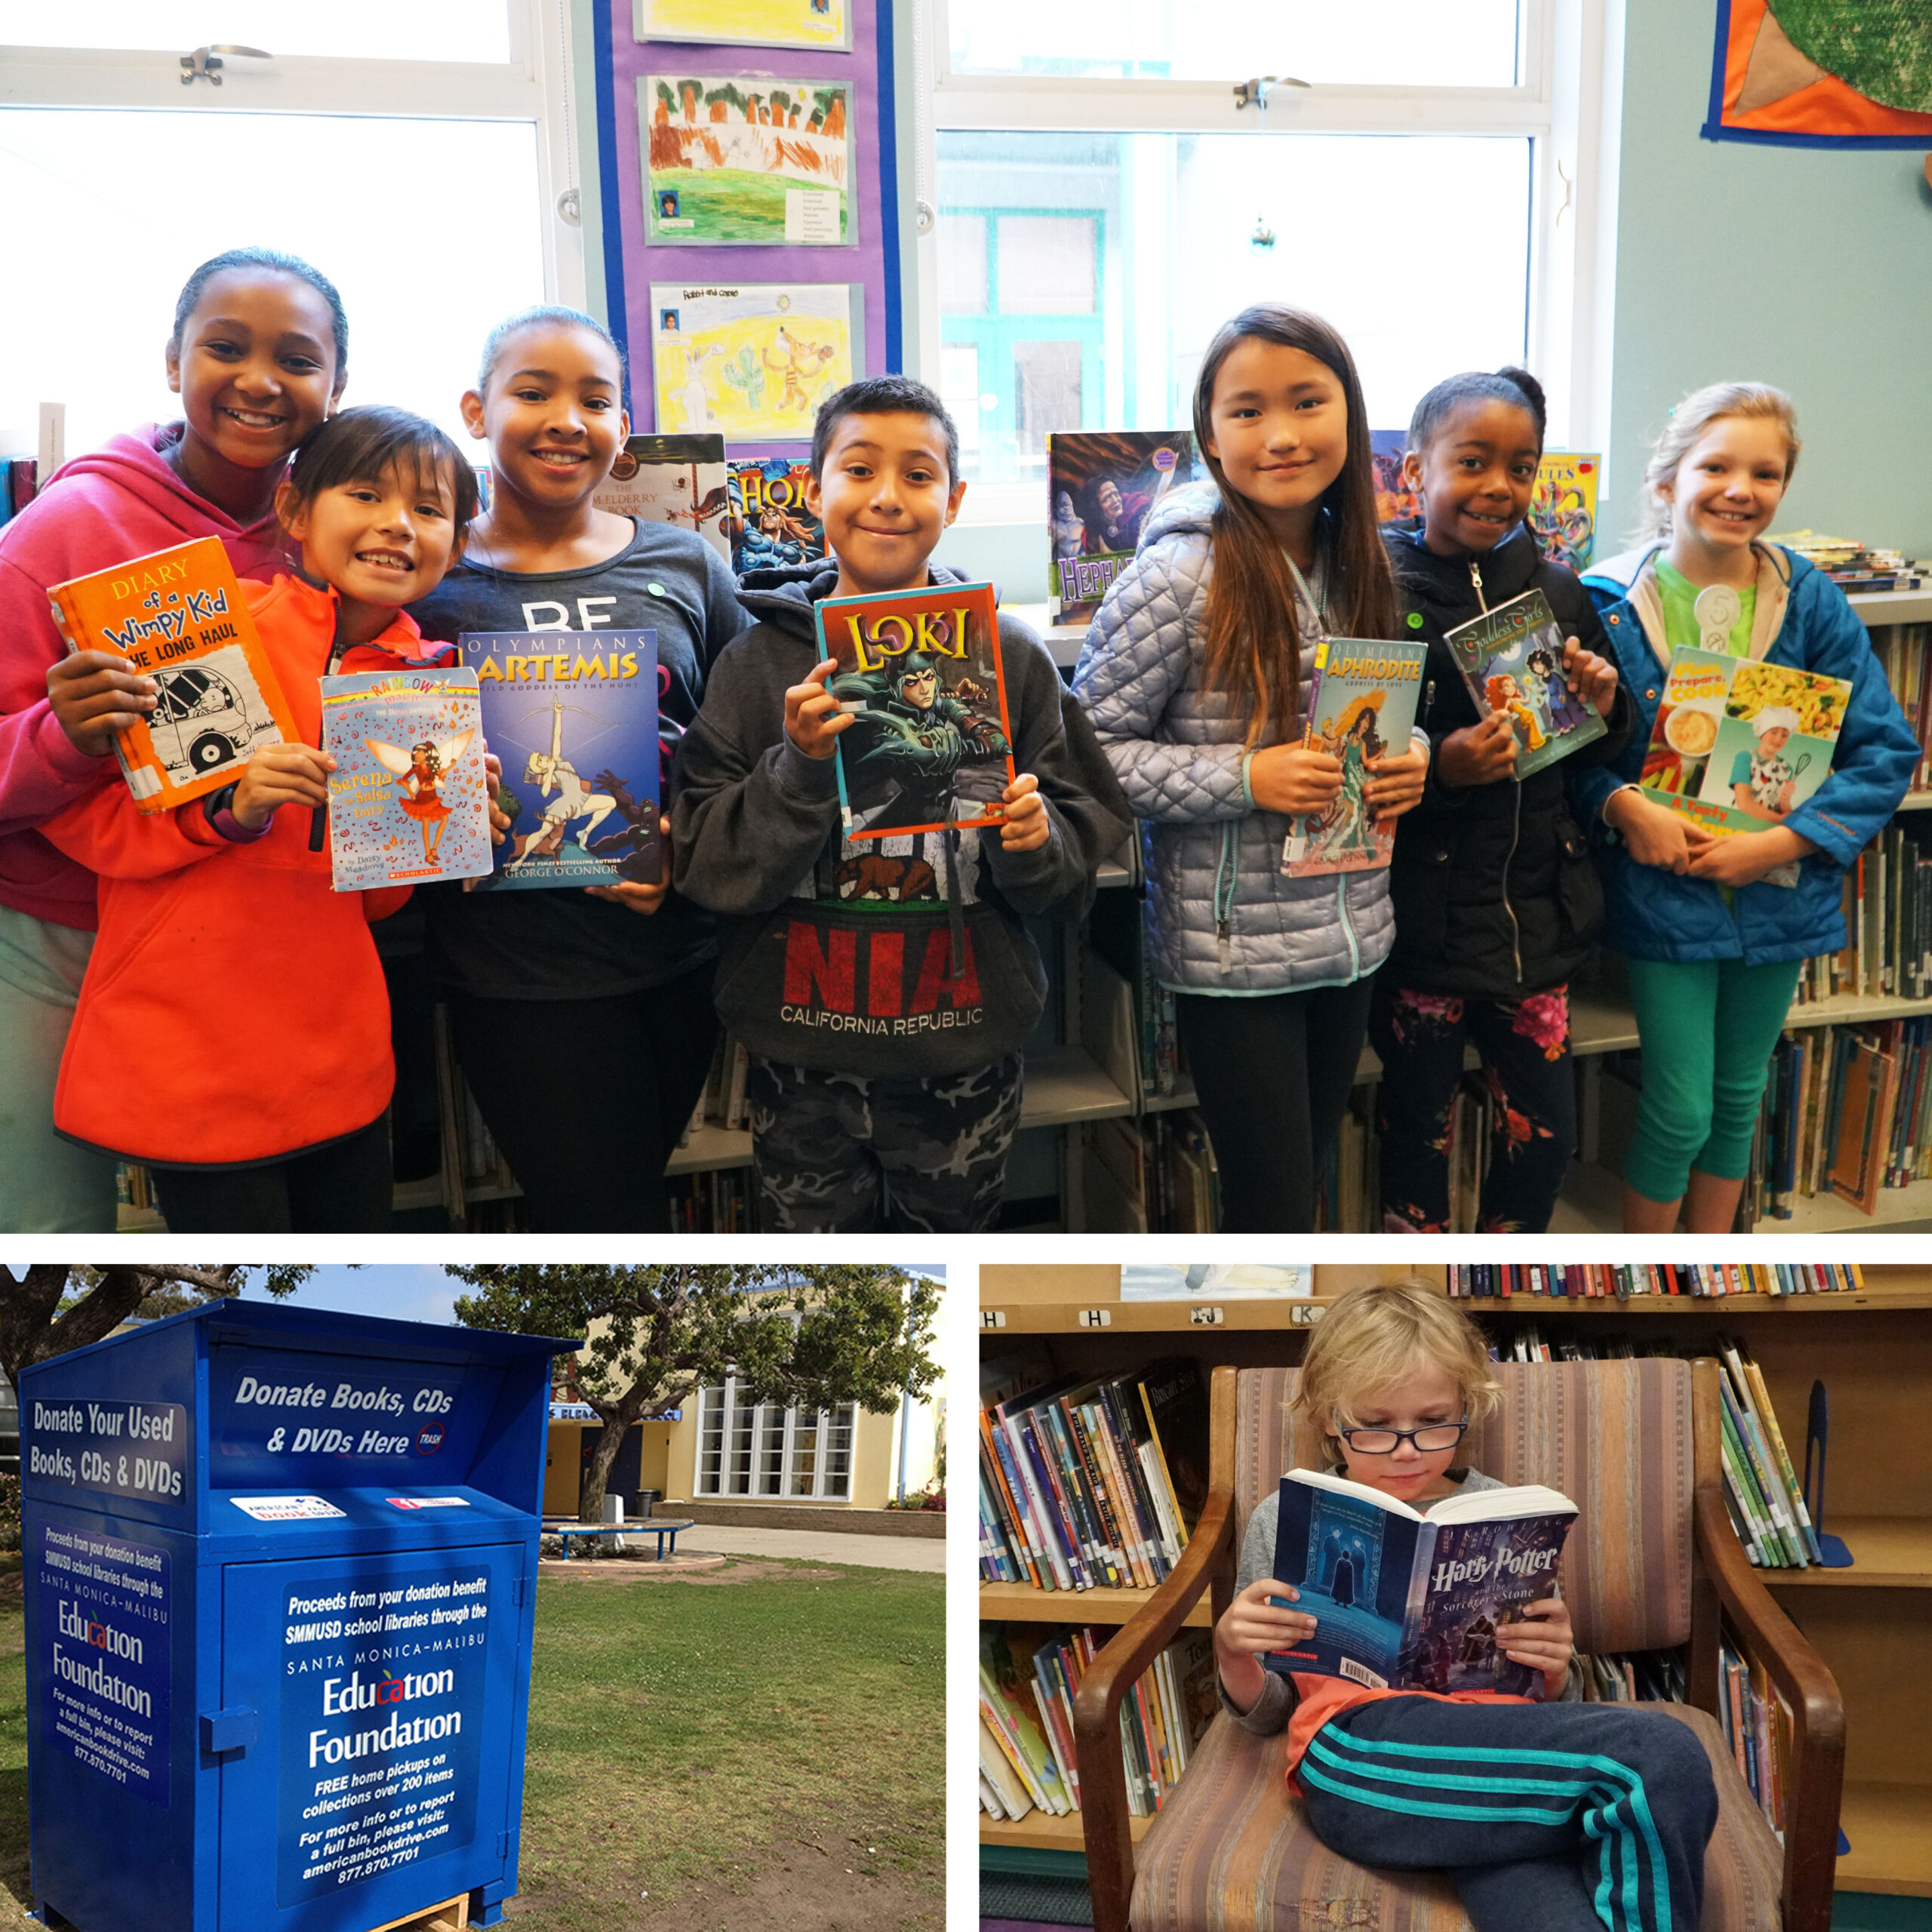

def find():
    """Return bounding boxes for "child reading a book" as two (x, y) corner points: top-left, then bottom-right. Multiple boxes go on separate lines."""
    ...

(1574, 382), (1918, 1231)
(673, 375), (1129, 1230)
(1372, 368), (1630, 1233)
(0, 245), (347, 1231)
(40, 406), (478, 1232)
(1073, 306), (1429, 1232)
(1215, 1281), (1718, 1932)
(407, 305), (750, 1232)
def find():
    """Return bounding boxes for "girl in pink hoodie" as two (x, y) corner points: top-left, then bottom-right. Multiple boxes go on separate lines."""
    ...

(0, 246), (346, 1230)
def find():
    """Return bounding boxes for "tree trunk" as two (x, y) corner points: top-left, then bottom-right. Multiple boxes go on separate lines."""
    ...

(577, 1396), (650, 1527)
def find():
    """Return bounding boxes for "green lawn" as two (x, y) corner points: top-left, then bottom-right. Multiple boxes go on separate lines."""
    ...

(0, 1557), (941, 1932)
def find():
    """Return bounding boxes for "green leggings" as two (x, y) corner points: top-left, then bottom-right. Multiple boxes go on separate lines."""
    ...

(1623, 955), (1802, 1203)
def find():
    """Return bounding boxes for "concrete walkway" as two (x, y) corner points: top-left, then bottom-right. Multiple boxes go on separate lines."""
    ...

(669, 1521), (946, 1572)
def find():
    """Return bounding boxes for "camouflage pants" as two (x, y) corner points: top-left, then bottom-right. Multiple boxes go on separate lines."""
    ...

(748, 1054), (1023, 1232)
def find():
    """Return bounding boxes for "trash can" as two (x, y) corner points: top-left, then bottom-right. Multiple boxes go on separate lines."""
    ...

(21, 1297), (577, 1932)
(634, 1491), (660, 1521)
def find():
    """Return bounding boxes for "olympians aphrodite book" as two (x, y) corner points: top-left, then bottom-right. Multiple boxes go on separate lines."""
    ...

(459, 630), (664, 888)
(1047, 431), (1196, 625)
(319, 668), (492, 890)
(1281, 638), (1429, 876)
(816, 580), (1017, 840)
(1268, 1468), (1578, 1697)
(1443, 588), (1607, 779)
(48, 535), (299, 814)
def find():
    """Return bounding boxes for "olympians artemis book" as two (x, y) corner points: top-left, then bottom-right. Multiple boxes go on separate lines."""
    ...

(48, 535), (298, 814)
(459, 630), (663, 889)
(1443, 588), (1607, 779)
(1269, 1468), (1578, 1697)
(815, 580), (1016, 839)
(1281, 638), (1429, 877)
(319, 668), (491, 890)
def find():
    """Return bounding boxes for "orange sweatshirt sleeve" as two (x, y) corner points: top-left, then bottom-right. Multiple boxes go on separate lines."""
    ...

(39, 777), (230, 880)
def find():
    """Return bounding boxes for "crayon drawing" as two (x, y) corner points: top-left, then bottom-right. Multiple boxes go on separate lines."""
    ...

(651, 285), (855, 441)
(633, 0), (850, 54)
(642, 77), (851, 245)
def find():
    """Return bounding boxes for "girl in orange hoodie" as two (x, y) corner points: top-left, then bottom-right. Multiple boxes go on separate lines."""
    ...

(42, 406), (478, 1232)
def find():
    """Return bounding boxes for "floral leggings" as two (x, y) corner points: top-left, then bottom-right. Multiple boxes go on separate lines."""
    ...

(1367, 980), (1575, 1233)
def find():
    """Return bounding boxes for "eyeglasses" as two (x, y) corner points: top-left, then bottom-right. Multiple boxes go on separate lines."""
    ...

(1337, 1420), (1469, 1455)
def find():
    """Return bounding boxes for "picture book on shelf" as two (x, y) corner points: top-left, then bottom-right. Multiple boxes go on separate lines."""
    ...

(1443, 588), (1608, 777)
(48, 535), (297, 814)
(1047, 430), (1197, 624)
(318, 668), (492, 890)
(1529, 452), (1599, 571)
(1638, 649), (1850, 884)
(1268, 1468), (1578, 1697)
(590, 433), (731, 561)
(457, 630), (663, 890)
(816, 580), (1015, 839)
(1281, 637), (1429, 876)
(726, 455), (825, 575)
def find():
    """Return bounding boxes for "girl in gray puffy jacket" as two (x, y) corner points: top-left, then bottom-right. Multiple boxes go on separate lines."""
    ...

(1074, 306), (1429, 1231)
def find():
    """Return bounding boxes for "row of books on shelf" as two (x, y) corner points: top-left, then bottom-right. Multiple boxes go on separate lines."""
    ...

(979, 1624), (1216, 1823)
(681, 1032), (753, 1142)
(1082, 1109), (1221, 1233)
(979, 1348), (1207, 1594)
(1720, 1637), (1792, 1843)
(1447, 1260), (1864, 1297)
(1869, 619), (1932, 788)
(664, 1167), (756, 1232)
(1792, 818), (1932, 1005)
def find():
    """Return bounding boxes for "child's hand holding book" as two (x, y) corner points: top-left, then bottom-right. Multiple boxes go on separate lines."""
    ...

(232, 743), (335, 832)
(1363, 740), (1429, 818)
(47, 651), (157, 760)
(998, 773), (1048, 853)
(1248, 742), (1343, 817)
(1436, 710), (1520, 788)
(1213, 1576), (1318, 1713)
(1561, 635), (1619, 720)
(785, 657), (854, 761)
(1494, 1594), (1574, 1700)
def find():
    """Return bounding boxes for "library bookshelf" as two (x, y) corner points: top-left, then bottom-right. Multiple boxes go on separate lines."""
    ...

(977, 1262), (1932, 1897)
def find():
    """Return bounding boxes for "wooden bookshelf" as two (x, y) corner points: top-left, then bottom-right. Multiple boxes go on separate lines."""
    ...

(1764, 1518), (1932, 1589)
(982, 1810), (1158, 1853)
(1836, 1783), (1932, 1899)
(981, 1581), (1213, 1629)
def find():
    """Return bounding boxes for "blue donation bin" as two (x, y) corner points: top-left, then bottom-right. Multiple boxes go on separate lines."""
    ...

(20, 1299), (578, 1932)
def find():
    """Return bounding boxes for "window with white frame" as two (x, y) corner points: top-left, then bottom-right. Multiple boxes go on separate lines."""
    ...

(695, 1380), (856, 1500)
(918, 0), (1584, 491)
(0, 2), (579, 461)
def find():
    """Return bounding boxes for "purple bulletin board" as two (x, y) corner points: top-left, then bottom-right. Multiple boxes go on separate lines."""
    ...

(591, 0), (903, 457)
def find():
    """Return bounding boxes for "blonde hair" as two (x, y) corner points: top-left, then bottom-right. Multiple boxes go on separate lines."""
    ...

(1294, 1280), (1501, 1469)
(1638, 380), (1801, 542)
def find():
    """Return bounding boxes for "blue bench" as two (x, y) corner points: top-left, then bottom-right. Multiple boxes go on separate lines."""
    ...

(542, 1518), (695, 1562)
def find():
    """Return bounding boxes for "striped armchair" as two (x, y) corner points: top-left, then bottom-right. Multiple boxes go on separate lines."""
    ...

(1073, 1358), (1844, 1932)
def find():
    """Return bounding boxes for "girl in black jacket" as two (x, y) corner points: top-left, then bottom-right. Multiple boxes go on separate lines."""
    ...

(1371, 368), (1633, 1232)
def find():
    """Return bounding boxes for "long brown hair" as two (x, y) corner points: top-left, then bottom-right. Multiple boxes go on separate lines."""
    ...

(1192, 306), (1396, 746)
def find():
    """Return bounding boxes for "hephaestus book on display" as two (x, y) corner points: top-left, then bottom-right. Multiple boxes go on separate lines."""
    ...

(1442, 588), (1608, 780)
(1267, 1467), (1578, 1697)
(456, 631), (664, 889)
(815, 580), (1017, 840)
(48, 535), (299, 814)
(1047, 430), (1196, 626)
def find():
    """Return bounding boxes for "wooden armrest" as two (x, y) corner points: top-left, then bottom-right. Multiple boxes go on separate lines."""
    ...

(1692, 1479), (1845, 1932)
(1075, 1367), (1239, 1932)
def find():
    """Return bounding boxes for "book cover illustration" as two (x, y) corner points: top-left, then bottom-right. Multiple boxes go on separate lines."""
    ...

(1529, 453), (1598, 571)
(650, 284), (857, 440)
(457, 631), (663, 891)
(319, 668), (491, 890)
(1047, 431), (1196, 624)
(642, 76), (851, 245)
(727, 456), (826, 575)
(48, 535), (297, 814)
(1281, 638), (1429, 876)
(1443, 588), (1608, 779)
(591, 433), (731, 562)
(815, 581), (1016, 841)
(1370, 429), (1423, 525)
(1638, 650), (1850, 882)
(1268, 1469), (1577, 1697)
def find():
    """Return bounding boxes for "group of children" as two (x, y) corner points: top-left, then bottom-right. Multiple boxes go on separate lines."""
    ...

(0, 249), (1915, 1232)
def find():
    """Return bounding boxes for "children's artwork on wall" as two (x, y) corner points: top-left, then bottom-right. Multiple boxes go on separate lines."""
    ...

(642, 77), (853, 245)
(650, 284), (857, 441)
(1119, 1263), (1312, 1300)
(633, 0), (851, 54)
(1703, 0), (1932, 146)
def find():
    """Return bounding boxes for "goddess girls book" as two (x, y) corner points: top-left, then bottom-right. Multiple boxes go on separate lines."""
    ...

(1281, 637), (1429, 877)
(1267, 1467), (1578, 1697)
(591, 433), (731, 561)
(1047, 431), (1196, 625)
(319, 667), (492, 890)
(458, 630), (663, 889)
(1443, 588), (1607, 778)
(815, 580), (1016, 840)
(48, 535), (297, 814)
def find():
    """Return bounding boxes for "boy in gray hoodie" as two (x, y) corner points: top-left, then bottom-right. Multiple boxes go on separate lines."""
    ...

(672, 377), (1129, 1231)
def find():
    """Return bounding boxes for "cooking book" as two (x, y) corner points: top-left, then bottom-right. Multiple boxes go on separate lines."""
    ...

(1047, 430), (1197, 625)
(319, 667), (492, 890)
(1281, 637), (1429, 876)
(1267, 1467), (1578, 1697)
(457, 630), (663, 889)
(48, 535), (297, 814)
(1443, 588), (1607, 779)
(1638, 649), (1850, 885)
(816, 580), (1016, 839)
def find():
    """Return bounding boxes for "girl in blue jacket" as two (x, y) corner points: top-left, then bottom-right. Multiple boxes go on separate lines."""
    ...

(1575, 382), (1918, 1232)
